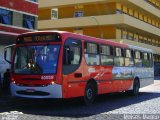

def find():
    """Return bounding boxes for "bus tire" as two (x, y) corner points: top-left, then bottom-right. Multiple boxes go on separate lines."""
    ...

(84, 82), (96, 106)
(131, 79), (140, 96)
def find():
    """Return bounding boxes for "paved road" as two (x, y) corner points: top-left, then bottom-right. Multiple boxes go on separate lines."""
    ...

(0, 80), (160, 120)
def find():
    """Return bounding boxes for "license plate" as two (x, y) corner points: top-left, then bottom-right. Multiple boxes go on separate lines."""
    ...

(26, 89), (35, 92)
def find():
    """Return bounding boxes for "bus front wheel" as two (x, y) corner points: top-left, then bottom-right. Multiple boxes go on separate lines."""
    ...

(84, 83), (96, 105)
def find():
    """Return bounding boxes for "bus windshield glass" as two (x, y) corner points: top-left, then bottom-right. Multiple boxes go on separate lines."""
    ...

(13, 45), (60, 74)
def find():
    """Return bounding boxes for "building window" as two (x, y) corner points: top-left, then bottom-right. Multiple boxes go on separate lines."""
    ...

(128, 32), (134, 40)
(23, 14), (35, 29)
(134, 11), (139, 18)
(0, 8), (12, 25)
(74, 11), (83, 17)
(139, 35), (144, 43)
(122, 30), (128, 39)
(51, 8), (58, 19)
(128, 8), (134, 16)
(122, 6), (128, 14)
(139, 13), (144, 21)
(116, 9), (122, 14)
(74, 28), (83, 34)
(144, 37), (148, 44)
(134, 33), (138, 41)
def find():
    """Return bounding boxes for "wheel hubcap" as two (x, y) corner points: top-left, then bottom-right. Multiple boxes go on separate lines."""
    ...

(87, 89), (93, 99)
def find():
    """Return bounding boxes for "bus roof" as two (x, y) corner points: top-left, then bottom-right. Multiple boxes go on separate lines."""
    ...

(128, 44), (153, 53)
(22, 30), (128, 48)
(19, 31), (152, 52)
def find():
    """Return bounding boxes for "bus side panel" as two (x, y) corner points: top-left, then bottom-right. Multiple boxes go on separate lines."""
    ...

(62, 56), (87, 98)
(99, 67), (133, 94)
(134, 67), (154, 88)
(98, 66), (115, 94)
(111, 67), (133, 92)
(63, 62), (135, 98)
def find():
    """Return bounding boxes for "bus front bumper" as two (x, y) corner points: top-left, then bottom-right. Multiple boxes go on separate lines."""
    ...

(10, 82), (62, 98)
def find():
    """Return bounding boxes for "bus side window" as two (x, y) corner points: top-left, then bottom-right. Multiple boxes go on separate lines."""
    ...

(149, 53), (153, 67)
(124, 49), (134, 67)
(142, 52), (151, 68)
(63, 39), (82, 75)
(84, 42), (100, 66)
(114, 47), (124, 66)
(134, 50), (142, 67)
(100, 44), (113, 66)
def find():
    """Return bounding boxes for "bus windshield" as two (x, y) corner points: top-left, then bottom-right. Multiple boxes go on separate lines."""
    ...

(13, 45), (60, 74)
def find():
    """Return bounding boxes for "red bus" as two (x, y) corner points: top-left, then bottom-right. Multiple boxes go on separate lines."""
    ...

(5, 31), (154, 105)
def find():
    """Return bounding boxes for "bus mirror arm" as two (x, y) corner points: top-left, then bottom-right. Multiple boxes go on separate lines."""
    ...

(4, 50), (11, 64)
(4, 44), (15, 64)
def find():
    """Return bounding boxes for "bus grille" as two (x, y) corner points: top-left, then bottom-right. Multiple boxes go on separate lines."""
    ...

(16, 91), (50, 96)
(22, 78), (41, 80)
(15, 83), (50, 87)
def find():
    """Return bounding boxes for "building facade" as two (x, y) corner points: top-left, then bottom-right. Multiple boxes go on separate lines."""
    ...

(0, 0), (38, 55)
(38, 0), (160, 62)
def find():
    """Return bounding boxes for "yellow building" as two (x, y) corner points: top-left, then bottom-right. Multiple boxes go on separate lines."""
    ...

(38, 0), (160, 62)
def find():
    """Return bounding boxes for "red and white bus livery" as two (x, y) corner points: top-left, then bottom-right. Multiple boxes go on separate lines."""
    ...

(7, 31), (154, 105)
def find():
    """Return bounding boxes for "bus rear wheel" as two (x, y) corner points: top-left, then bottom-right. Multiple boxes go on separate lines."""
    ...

(84, 83), (96, 105)
(131, 79), (140, 96)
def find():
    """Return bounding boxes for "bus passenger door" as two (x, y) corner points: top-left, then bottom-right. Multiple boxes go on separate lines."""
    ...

(62, 39), (83, 98)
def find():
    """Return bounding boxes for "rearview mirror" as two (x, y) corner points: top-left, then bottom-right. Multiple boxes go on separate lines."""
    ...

(4, 44), (15, 64)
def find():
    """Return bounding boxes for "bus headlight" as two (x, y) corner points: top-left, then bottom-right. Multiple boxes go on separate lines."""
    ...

(51, 81), (54, 85)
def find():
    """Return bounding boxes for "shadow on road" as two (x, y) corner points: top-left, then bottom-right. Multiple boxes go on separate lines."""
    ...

(0, 91), (160, 118)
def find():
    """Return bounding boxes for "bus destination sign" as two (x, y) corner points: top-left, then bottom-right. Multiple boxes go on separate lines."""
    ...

(34, 35), (53, 42)
(17, 34), (61, 44)
(23, 36), (32, 42)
